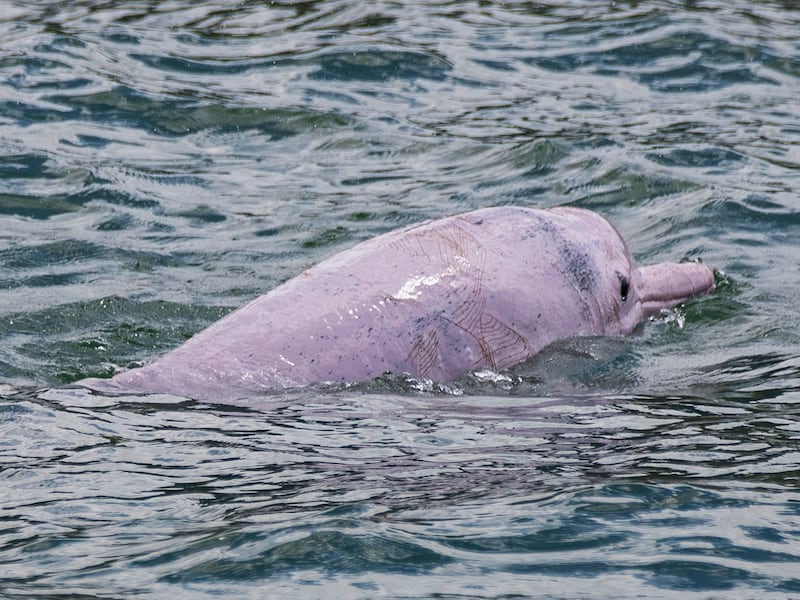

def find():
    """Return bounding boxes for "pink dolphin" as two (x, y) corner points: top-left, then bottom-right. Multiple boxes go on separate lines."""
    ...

(80, 206), (714, 399)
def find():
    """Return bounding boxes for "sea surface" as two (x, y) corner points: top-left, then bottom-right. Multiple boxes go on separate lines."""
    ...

(2, 1), (800, 598)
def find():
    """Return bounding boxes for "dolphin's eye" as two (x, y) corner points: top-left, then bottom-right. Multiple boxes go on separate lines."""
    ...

(619, 275), (630, 302)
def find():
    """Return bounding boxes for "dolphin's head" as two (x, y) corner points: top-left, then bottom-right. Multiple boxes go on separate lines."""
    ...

(548, 207), (715, 336)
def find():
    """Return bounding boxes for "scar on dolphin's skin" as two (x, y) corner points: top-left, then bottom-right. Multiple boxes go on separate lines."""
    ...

(409, 328), (440, 377)
(399, 219), (531, 372)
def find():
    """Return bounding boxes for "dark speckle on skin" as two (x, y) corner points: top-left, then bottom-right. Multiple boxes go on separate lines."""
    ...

(564, 249), (596, 294)
(540, 217), (596, 295)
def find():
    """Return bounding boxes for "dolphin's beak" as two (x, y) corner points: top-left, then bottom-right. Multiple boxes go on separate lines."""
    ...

(637, 261), (715, 318)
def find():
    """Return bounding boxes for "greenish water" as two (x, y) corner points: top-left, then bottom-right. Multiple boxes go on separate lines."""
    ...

(2, 1), (800, 598)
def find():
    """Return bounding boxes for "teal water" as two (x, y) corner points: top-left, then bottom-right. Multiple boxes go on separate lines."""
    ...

(2, 1), (800, 598)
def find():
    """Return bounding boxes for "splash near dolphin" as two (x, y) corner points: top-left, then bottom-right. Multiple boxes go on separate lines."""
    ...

(80, 207), (714, 399)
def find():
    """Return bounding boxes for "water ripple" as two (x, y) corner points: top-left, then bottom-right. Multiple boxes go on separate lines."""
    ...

(1, 389), (799, 596)
(3, 0), (800, 597)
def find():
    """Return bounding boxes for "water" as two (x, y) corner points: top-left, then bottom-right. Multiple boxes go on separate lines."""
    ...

(2, 1), (800, 597)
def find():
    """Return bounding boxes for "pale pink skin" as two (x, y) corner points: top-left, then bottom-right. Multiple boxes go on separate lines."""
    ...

(81, 207), (714, 399)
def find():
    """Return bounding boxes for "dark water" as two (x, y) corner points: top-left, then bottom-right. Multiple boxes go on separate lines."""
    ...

(2, 1), (800, 597)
